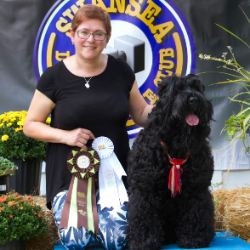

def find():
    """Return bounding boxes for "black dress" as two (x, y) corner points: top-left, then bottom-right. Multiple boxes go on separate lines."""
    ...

(37, 55), (135, 208)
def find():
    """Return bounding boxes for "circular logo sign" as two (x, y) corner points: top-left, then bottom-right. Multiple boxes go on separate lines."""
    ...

(34, 0), (195, 138)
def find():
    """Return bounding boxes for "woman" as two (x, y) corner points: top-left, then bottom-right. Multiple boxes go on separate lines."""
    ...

(24, 4), (152, 250)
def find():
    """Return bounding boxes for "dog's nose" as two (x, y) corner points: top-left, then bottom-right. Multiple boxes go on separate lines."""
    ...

(188, 96), (198, 105)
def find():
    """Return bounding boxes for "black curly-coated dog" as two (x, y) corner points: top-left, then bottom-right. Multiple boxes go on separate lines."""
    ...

(127, 74), (215, 250)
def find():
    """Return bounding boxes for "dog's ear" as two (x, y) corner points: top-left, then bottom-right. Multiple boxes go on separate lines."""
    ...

(157, 76), (177, 98)
(152, 76), (179, 125)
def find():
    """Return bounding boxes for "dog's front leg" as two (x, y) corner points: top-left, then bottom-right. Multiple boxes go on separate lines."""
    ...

(128, 190), (163, 250)
(175, 190), (215, 248)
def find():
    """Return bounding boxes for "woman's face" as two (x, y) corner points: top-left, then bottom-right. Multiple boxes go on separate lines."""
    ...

(71, 19), (109, 61)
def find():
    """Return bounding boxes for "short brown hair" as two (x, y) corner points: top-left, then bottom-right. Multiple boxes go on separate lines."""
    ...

(71, 4), (111, 36)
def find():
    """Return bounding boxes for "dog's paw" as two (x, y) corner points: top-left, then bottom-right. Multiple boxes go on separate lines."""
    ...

(129, 238), (161, 250)
(177, 238), (210, 249)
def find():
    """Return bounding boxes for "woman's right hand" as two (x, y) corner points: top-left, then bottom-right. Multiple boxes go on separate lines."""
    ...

(63, 128), (95, 149)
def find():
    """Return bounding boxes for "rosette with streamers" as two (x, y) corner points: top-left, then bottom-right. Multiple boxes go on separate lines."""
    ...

(59, 147), (100, 233)
(92, 136), (128, 209)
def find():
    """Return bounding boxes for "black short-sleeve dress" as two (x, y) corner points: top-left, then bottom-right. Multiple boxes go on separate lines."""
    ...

(37, 55), (135, 208)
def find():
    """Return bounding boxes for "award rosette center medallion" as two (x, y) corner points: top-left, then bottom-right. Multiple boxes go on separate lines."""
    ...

(60, 147), (100, 233)
(77, 155), (90, 169)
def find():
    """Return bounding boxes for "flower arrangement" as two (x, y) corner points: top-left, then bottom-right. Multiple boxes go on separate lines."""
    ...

(0, 156), (17, 176)
(0, 110), (51, 161)
(199, 6), (250, 151)
(0, 192), (47, 245)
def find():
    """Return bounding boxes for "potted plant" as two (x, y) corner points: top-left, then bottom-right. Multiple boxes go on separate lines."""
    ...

(0, 110), (51, 194)
(199, 6), (250, 152)
(0, 157), (17, 177)
(0, 157), (17, 194)
(0, 110), (49, 161)
(0, 192), (47, 249)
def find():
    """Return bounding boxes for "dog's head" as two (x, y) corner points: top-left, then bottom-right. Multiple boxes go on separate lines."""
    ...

(149, 74), (213, 146)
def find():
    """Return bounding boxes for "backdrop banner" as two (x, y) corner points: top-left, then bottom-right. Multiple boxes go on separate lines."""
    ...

(0, 0), (249, 170)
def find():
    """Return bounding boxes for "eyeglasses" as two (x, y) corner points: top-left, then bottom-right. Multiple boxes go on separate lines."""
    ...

(76, 29), (107, 41)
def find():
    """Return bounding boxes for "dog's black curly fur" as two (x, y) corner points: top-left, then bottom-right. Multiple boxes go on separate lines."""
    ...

(127, 74), (215, 250)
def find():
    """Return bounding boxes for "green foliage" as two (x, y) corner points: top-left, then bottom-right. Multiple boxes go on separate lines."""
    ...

(0, 193), (47, 245)
(199, 6), (250, 151)
(0, 157), (17, 176)
(0, 110), (50, 161)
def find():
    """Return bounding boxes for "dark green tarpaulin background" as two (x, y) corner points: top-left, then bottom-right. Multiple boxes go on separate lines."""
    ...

(0, 0), (249, 169)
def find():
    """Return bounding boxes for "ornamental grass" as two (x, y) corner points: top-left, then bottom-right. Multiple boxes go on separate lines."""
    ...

(199, 6), (250, 152)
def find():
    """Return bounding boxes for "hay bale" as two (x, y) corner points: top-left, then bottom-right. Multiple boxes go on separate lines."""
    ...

(212, 189), (236, 231)
(25, 196), (59, 250)
(223, 188), (250, 242)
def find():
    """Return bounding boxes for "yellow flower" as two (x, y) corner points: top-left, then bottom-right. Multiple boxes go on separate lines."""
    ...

(46, 117), (51, 124)
(17, 120), (24, 126)
(1, 134), (9, 142)
(15, 127), (22, 132)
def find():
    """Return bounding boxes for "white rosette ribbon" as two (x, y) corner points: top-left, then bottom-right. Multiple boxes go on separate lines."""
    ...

(92, 136), (128, 209)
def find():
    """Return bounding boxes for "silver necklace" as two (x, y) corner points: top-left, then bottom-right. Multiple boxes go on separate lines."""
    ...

(83, 76), (93, 89)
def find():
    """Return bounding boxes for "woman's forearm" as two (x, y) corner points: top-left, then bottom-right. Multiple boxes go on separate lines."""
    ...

(23, 121), (68, 144)
(24, 120), (95, 148)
